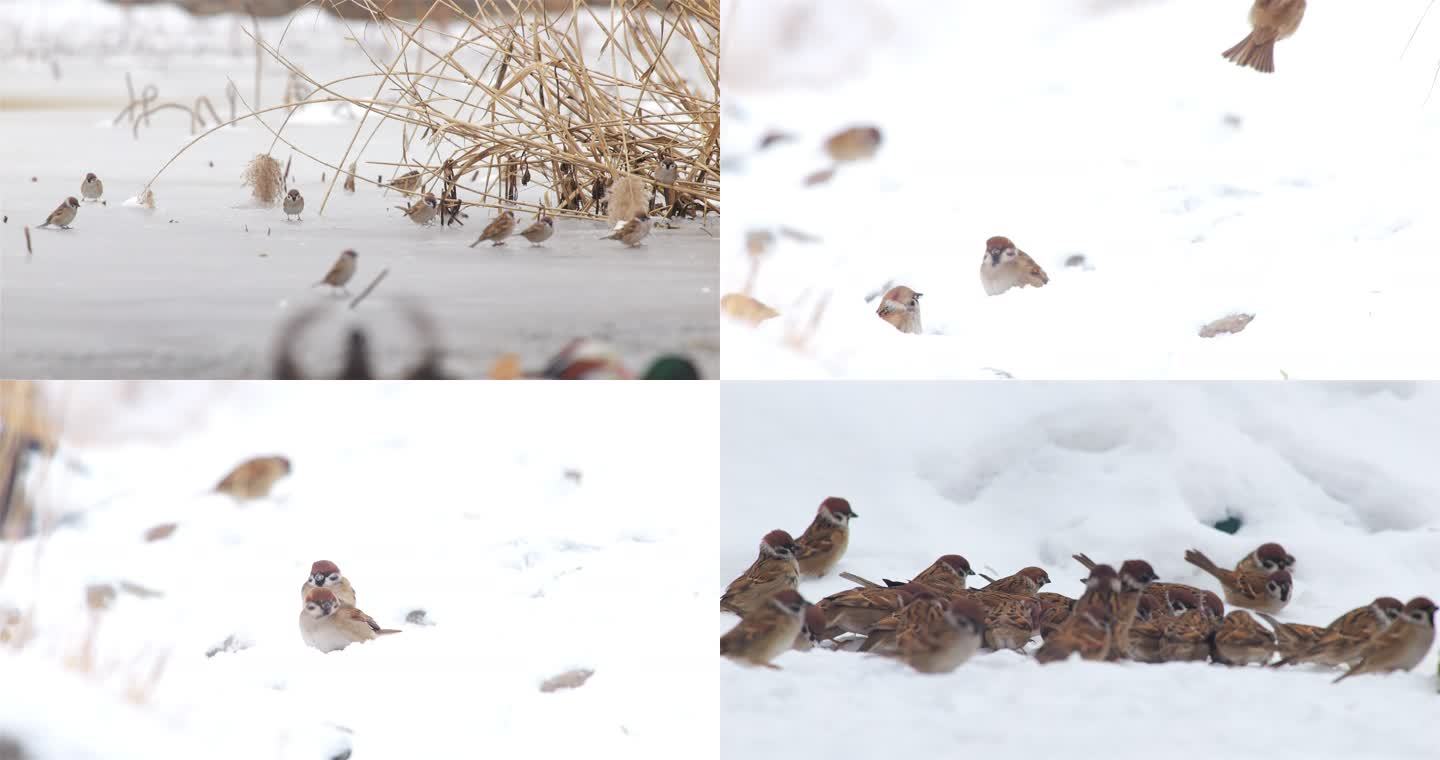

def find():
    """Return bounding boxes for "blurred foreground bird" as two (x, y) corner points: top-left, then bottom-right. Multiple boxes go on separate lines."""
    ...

(1221, 0), (1306, 74)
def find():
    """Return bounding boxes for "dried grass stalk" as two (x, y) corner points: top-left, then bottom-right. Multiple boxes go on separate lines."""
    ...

(241, 154), (284, 205)
(606, 175), (648, 224)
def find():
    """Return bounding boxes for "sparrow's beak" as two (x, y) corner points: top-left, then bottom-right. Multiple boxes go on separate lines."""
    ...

(988, 251), (1001, 266)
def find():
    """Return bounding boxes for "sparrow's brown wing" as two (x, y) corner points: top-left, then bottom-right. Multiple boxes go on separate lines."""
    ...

(516, 220), (545, 237)
(605, 218), (640, 240)
(343, 607), (383, 633)
(44, 204), (65, 224)
(794, 525), (839, 562)
(720, 617), (769, 655)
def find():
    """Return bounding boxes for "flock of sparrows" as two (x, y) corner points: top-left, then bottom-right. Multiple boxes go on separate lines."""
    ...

(866, 0), (1306, 335)
(721, 498), (1435, 682)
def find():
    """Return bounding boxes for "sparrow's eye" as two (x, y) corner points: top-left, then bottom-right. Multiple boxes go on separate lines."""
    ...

(329, 573), (340, 582)
(1005, 250), (1016, 258)
(1268, 582), (1278, 592)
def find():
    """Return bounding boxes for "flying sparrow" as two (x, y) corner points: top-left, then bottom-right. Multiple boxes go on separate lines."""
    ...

(978, 566), (1051, 597)
(1235, 542), (1296, 576)
(720, 529), (800, 617)
(602, 213), (654, 248)
(38, 197), (79, 229)
(283, 189), (304, 221)
(469, 210), (516, 247)
(894, 596), (987, 673)
(824, 126), (882, 163)
(300, 559), (357, 608)
(214, 455), (291, 501)
(80, 173), (103, 202)
(794, 496), (857, 578)
(397, 192), (439, 225)
(299, 588), (400, 652)
(721, 588), (810, 668)
(314, 250), (358, 295)
(1034, 564), (1121, 663)
(875, 286), (923, 334)
(1333, 597), (1437, 683)
(1184, 549), (1292, 614)
(514, 214), (555, 246)
(1222, 0), (1306, 74)
(980, 236), (1049, 296)
(1270, 596), (1406, 668)
(1211, 610), (1276, 666)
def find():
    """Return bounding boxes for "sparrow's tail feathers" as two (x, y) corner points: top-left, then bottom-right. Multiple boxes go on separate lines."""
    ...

(1183, 549), (1224, 579)
(1222, 32), (1276, 73)
(377, 628), (402, 635)
(1072, 553), (1097, 571)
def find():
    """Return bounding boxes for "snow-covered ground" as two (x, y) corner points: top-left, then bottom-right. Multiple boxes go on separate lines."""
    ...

(721, 0), (1440, 379)
(0, 0), (718, 378)
(720, 382), (1440, 759)
(1, 382), (718, 759)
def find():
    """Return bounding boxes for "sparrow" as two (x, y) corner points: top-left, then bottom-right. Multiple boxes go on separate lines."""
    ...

(720, 588), (810, 668)
(314, 250), (358, 294)
(388, 170), (422, 193)
(1036, 592), (1077, 640)
(602, 213), (653, 247)
(894, 596), (987, 673)
(979, 566), (1051, 597)
(38, 197), (80, 229)
(1235, 542), (1296, 576)
(397, 192), (439, 225)
(860, 586), (945, 654)
(824, 126), (882, 163)
(283, 189), (304, 221)
(970, 590), (1042, 652)
(875, 286), (923, 334)
(812, 583), (919, 641)
(793, 496), (857, 578)
(214, 455), (291, 501)
(720, 529), (800, 617)
(1109, 559), (1159, 660)
(883, 554), (977, 595)
(1184, 549), (1292, 614)
(1211, 610), (1276, 666)
(514, 214), (555, 246)
(80, 173), (103, 202)
(1270, 597), (1406, 668)
(1256, 612), (1326, 662)
(654, 158), (679, 206)
(299, 588), (400, 652)
(300, 559), (356, 607)
(1334, 597), (1437, 683)
(1034, 564), (1121, 663)
(980, 236), (1049, 296)
(469, 210), (516, 247)
(1221, 0), (1306, 74)
(1143, 581), (1211, 618)
(792, 604), (830, 652)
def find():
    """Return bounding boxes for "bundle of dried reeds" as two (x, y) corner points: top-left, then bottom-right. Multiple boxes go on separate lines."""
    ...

(144, 0), (720, 223)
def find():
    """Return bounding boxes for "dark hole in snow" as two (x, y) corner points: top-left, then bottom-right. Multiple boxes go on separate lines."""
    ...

(1064, 254), (1086, 268)
(330, 750), (352, 760)
(405, 610), (433, 626)
(1212, 516), (1242, 535)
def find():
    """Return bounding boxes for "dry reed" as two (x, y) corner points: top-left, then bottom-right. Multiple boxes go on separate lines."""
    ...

(241, 154), (285, 205)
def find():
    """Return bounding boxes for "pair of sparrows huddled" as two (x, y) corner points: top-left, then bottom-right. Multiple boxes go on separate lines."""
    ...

(42, 172), (104, 228)
(299, 559), (401, 652)
(467, 210), (557, 247)
(875, 236), (1050, 335)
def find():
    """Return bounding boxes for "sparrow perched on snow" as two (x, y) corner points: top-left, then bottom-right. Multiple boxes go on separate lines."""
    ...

(1143, 580), (1212, 618)
(602, 213), (653, 247)
(514, 214), (555, 246)
(1257, 613), (1325, 661)
(214, 455), (291, 501)
(1333, 597), (1437, 683)
(39, 197), (80, 229)
(300, 588), (399, 652)
(980, 236), (1049, 296)
(978, 567), (1051, 597)
(824, 126), (882, 163)
(80, 173), (103, 202)
(300, 559), (357, 608)
(970, 590), (1042, 652)
(1269, 596), (1406, 668)
(1130, 587), (1215, 663)
(314, 250), (358, 295)
(885, 554), (977, 595)
(1184, 549), (1292, 614)
(1035, 564), (1121, 663)
(1070, 553), (1157, 659)
(720, 588), (810, 668)
(894, 596), (987, 673)
(1036, 592), (1077, 640)
(813, 583), (920, 641)
(1222, 0), (1306, 74)
(1235, 542), (1296, 576)
(397, 192), (439, 225)
(469, 210), (516, 247)
(1211, 610), (1276, 666)
(875, 286), (923, 334)
(720, 529), (800, 617)
(793, 497), (857, 578)
(792, 604), (830, 652)
(283, 189), (304, 221)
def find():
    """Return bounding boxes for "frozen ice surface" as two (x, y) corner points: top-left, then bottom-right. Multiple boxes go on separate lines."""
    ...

(720, 382), (1440, 759)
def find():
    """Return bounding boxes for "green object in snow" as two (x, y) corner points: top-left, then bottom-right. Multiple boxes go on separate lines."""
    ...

(642, 355), (700, 380)
(1212, 516), (1242, 535)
